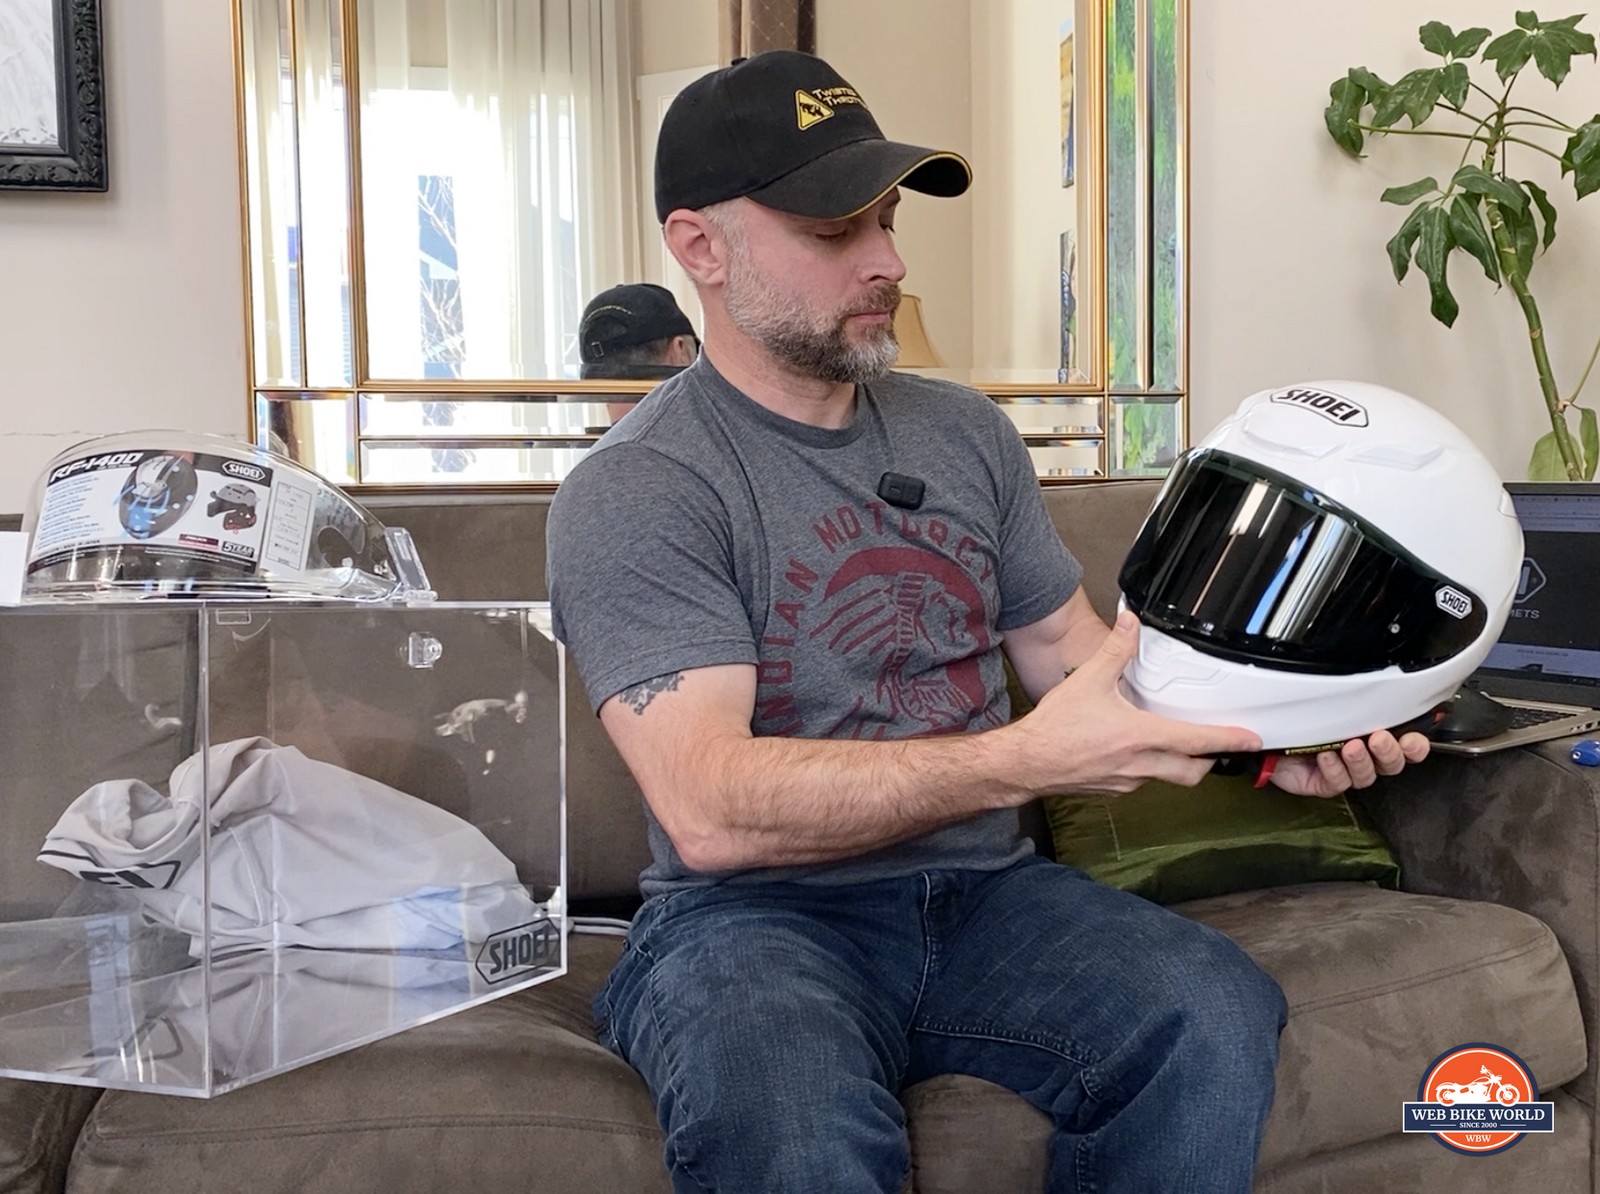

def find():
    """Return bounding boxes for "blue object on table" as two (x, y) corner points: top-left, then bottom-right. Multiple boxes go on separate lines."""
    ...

(1571, 740), (1600, 767)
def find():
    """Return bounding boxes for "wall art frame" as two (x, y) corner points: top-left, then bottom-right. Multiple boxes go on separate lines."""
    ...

(0, 0), (108, 192)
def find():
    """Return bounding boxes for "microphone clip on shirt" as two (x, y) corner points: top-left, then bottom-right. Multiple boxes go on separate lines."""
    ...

(877, 472), (925, 511)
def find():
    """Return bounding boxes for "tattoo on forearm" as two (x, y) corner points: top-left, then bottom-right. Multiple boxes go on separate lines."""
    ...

(620, 672), (683, 714)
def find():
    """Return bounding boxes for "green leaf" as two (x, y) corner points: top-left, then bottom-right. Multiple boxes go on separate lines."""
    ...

(1452, 164), (1528, 212)
(1524, 178), (1559, 248)
(1453, 27), (1493, 58)
(1325, 76), (1366, 155)
(1396, 67), (1444, 126)
(1349, 67), (1391, 93)
(1484, 28), (1535, 79)
(1517, 10), (1540, 30)
(1530, 19), (1595, 85)
(1381, 177), (1439, 204)
(1372, 67), (1443, 128)
(1420, 21), (1457, 56)
(1448, 194), (1500, 281)
(1385, 203), (1429, 282)
(1539, 16), (1598, 58)
(1529, 432), (1567, 480)
(1440, 61), (1471, 108)
(1582, 407), (1599, 480)
(1415, 204), (1460, 325)
(1501, 196), (1540, 279)
(1564, 117), (1600, 195)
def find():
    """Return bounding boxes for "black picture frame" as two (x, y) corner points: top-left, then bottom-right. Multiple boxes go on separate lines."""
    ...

(0, 0), (107, 192)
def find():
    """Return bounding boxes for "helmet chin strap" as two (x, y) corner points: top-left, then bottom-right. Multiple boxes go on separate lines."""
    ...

(1209, 751), (1278, 788)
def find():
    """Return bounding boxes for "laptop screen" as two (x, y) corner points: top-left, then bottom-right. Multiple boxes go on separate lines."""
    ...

(1475, 482), (1600, 703)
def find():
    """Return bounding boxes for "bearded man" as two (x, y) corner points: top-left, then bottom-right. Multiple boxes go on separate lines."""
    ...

(546, 49), (1426, 1194)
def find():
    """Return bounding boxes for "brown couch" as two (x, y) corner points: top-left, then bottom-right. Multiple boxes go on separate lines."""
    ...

(0, 480), (1592, 1192)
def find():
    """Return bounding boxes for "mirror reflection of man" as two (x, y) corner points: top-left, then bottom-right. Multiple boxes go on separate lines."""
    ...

(578, 283), (700, 426)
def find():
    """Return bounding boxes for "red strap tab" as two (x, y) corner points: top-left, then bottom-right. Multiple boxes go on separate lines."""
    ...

(1253, 754), (1280, 789)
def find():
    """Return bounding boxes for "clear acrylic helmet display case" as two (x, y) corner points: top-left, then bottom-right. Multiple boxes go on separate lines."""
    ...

(0, 434), (565, 1097)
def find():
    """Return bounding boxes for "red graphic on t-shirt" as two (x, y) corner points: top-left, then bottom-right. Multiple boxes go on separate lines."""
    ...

(811, 545), (993, 737)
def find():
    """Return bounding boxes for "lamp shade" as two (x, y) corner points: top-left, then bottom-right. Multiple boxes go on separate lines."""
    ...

(893, 293), (946, 368)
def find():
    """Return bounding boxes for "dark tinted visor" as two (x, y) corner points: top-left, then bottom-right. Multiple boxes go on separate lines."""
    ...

(1118, 450), (1486, 674)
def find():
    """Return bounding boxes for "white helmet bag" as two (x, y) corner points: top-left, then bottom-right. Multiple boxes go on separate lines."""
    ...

(1118, 381), (1523, 751)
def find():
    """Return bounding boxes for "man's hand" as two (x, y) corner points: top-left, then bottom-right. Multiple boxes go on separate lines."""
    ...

(1268, 730), (1431, 798)
(1013, 612), (1262, 795)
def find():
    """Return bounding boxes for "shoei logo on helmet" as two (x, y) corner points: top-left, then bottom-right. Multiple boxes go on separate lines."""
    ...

(1436, 585), (1474, 619)
(1268, 387), (1370, 427)
(220, 460), (267, 483)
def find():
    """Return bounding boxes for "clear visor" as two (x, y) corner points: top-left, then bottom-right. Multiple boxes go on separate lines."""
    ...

(1118, 450), (1486, 674)
(21, 433), (432, 603)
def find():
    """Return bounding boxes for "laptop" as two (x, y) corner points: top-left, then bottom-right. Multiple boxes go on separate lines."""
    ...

(1433, 481), (1600, 755)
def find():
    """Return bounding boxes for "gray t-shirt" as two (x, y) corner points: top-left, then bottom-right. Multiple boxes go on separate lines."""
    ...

(547, 357), (1082, 894)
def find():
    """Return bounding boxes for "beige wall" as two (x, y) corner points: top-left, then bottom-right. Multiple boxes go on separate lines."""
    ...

(969, 0), (1078, 379)
(0, 0), (245, 514)
(818, 0), (975, 370)
(632, 0), (718, 77)
(1191, 0), (1600, 478)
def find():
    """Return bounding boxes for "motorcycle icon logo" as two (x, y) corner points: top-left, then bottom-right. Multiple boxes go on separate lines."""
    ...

(1434, 1064), (1521, 1106)
(1403, 1044), (1554, 1155)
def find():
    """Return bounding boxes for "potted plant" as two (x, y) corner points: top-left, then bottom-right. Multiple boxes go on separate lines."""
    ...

(1324, 12), (1600, 479)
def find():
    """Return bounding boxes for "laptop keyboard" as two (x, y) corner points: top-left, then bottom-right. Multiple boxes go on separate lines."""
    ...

(1507, 706), (1576, 730)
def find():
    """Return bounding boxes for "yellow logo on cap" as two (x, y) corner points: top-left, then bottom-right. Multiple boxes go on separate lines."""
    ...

(796, 89), (834, 130)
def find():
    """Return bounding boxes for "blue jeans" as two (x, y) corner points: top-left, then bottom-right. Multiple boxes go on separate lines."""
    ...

(594, 855), (1287, 1193)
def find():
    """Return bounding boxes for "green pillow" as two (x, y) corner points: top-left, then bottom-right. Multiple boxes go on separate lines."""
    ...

(1042, 776), (1401, 906)
(1006, 661), (1400, 904)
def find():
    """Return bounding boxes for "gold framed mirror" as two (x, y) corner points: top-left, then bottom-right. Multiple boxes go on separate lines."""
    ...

(235, 0), (1186, 488)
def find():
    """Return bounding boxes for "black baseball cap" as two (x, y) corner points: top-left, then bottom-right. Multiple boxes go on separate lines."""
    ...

(578, 283), (697, 379)
(654, 50), (971, 223)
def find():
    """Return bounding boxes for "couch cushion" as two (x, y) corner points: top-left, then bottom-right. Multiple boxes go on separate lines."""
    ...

(1180, 882), (1587, 1167)
(903, 1074), (1050, 1193)
(0, 1079), (101, 1194)
(69, 883), (1584, 1193)
(1039, 480), (1161, 620)
(1254, 1088), (1591, 1193)
(70, 935), (669, 1194)
(70, 935), (1059, 1194)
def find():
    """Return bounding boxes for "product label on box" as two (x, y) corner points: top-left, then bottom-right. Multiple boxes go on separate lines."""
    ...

(29, 449), (278, 574)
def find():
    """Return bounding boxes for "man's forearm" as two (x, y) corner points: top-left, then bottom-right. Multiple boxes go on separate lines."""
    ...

(668, 726), (1037, 872)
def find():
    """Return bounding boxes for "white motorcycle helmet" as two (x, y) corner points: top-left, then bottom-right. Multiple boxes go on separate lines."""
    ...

(1118, 381), (1523, 751)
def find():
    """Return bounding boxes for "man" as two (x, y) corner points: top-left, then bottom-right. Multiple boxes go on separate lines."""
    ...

(579, 282), (700, 427)
(578, 282), (700, 381)
(547, 51), (1428, 1193)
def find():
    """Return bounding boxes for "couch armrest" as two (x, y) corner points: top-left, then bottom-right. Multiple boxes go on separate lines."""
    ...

(1354, 740), (1598, 1106)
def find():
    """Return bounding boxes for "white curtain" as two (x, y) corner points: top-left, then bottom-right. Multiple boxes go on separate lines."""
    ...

(357, 0), (638, 381)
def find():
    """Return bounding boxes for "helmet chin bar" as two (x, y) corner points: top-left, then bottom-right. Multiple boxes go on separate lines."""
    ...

(1120, 624), (1461, 754)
